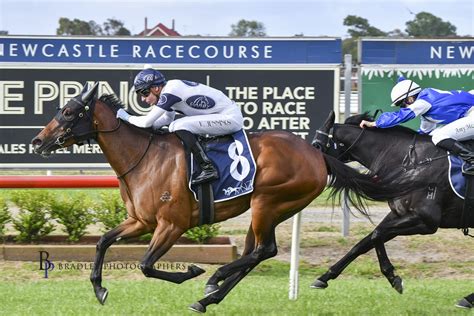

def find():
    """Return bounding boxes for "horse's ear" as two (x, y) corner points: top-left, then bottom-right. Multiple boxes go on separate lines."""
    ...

(321, 110), (336, 131)
(80, 83), (88, 94)
(372, 109), (383, 120)
(81, 82), (99, 103)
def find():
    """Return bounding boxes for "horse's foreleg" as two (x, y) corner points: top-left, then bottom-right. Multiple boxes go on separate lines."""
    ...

(312, 233), (376, 289)
(373, 240), (402, 293)
(457, 293), (474, 309)
(139, 220), (205, 283)
(313, 211), (403, 289)
(371, 213), (437, 293)
(204, 222), (255, 296)
(90, 218), (149, 305)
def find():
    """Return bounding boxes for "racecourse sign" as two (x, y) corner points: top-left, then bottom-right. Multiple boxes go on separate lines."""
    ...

(0, 37), (341, 64)
(359, 38), (474, 131)
(0, 36), (341, 168)
(360, 38), (474, 64)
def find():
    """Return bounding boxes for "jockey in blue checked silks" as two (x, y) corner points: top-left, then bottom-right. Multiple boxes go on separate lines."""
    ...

(116, 66), (244, 185)
(359, 76), (474, 172)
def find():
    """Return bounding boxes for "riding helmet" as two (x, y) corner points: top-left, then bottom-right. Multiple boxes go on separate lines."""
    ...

(390, 77), (421, 107)
(133, 68), (167, 91)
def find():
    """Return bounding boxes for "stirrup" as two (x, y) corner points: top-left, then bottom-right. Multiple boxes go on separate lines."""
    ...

(192, 168), (219, 185)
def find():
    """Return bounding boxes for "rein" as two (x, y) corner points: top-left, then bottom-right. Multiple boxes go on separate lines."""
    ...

(335, 127), (365, 160)
(401, 134), (448, 171)
(117, 133), (154, 179)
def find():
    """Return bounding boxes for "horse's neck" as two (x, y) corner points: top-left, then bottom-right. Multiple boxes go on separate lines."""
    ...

(94, 103), (159, 176)
(342, 128), (418, 167)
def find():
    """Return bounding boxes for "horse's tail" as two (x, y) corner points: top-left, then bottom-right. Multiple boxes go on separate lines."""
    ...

(322, 153), (417, 218)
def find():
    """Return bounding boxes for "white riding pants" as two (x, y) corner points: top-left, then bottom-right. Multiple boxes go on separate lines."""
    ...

(431, 106), (474, 145)
(169, 105), (244, 136)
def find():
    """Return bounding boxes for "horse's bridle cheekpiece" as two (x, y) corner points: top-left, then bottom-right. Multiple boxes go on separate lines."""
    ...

(53, 82), (100, 147)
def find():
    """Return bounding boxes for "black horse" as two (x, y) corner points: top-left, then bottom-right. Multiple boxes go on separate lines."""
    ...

(311, 111), (474, 309)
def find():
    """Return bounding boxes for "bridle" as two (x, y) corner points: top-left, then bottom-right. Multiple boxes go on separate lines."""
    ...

(53, 97), (121, 148)
(333, 125), (366, 160)
(314, 125), (365, 161)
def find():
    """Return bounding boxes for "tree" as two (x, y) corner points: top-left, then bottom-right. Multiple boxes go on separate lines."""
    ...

(57, 18), (97, 35)
(343, 15), (387, 38)
(342, 15), (387, 61)
(229, 19), (266, 37)
(103, 18), (131, 36)
(56, 17), (130, 36)
(405, 12), (457, 37)
(386, 29), (407, 38)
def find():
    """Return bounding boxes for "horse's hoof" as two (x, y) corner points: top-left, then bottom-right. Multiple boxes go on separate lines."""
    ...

(189, 302), (206, 313)
(189, 264), (206, 277)
(95, 287), (109, 305)
(391, 276), (403, 294)
(310, 279), (328, 289)
(204, 284), (219, 296)
(456, 298), (473, 309)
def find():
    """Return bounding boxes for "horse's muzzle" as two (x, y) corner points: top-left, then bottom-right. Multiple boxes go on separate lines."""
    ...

(31, 136), (54, 157)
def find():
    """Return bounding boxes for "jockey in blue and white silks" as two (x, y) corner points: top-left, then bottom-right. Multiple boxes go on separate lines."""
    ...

(359, 77), (474, 168)
(116, 66), (244, 185)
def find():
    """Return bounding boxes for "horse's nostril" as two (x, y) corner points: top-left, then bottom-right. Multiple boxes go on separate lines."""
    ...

(32, 138), (43, 147)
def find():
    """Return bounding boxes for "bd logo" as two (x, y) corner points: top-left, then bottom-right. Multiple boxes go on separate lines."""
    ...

(39, 250), (55, 278)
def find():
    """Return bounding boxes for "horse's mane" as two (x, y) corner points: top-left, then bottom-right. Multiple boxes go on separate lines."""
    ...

(98, 94), (124, 112)
(98, 94), (169, 136)
(344, 112), (418, 137)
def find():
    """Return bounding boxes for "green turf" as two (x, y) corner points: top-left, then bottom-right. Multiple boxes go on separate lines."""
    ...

(0, 260), (471, 315)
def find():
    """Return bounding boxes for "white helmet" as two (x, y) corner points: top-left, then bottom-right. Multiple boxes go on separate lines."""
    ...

(390, 79), (421, 107)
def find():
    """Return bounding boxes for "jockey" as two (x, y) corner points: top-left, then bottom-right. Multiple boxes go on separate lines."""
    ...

(360, 76), (474, 170)
(116, 66), (244, 185)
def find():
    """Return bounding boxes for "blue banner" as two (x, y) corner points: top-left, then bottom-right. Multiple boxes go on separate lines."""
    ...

(0, 37), (341, 64)
(360, 39), (474, 64)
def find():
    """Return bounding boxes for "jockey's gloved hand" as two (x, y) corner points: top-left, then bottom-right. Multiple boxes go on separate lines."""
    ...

(116, 109), (131, 122)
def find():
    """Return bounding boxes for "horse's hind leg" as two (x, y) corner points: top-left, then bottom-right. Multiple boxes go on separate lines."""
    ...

(204, 222), (255, 296)
(190, 219), (277, 313)
(138, 219), (205, 283)
(90, 218), (149, 305)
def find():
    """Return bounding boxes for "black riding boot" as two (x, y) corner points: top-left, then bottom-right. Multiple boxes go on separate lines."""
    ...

(174, 130), (219, 185)
(437, 139), (474, 174)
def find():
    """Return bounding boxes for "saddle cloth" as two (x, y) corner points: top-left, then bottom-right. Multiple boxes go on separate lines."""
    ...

(449, 155), (467, 199)
(188, 130), (257, 203)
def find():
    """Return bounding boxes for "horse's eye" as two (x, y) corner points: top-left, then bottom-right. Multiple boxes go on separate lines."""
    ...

(63, 108), (72, 117)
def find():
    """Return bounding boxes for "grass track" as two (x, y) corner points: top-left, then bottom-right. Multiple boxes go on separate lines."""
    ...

(0, 264), (472, 316)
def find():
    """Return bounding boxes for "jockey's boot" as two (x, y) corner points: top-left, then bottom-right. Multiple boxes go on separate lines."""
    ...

(437, 138), (474, 175)
(174, 130), (219, 185)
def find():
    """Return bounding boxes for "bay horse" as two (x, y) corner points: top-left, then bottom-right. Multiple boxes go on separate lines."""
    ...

(311, 110), (474, 309)
(32, 83), (414, 313)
